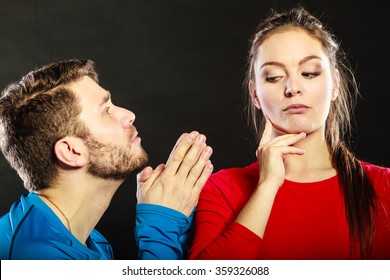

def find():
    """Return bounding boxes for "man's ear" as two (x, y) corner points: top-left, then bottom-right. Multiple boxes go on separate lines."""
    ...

(249, 80), (261, 109)
(54, 137), (88, 167)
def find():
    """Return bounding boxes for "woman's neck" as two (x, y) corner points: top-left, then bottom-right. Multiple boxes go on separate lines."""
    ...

(283, 131), (336, 182)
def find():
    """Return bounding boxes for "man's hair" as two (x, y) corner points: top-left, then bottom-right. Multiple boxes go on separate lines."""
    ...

(0, 59), (98, 191)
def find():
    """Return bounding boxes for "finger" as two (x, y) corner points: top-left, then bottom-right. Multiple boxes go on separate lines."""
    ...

(185, 146), (213, 186)
(260, 144), (305, 160)
(257, 119), (273, 158)
(279, 146), (305, 156)
(179, 160), (214, 217)
(259, 118), (273, 146)
(164, 132), (201, 176)
(163, 132), (196, 176)
(270, 131), (306, 148)
(170, 131), (199, 153)
(175, 134), (207, 178)
(259, 118), (306, 147)
(147, 164), (166, 185)
(136, 164), (165, 202)
(191, 160), (214, 196)
(136, 166), (153, 188)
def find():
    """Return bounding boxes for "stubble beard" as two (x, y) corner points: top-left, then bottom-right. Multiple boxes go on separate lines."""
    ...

(84, 134), (148, 181)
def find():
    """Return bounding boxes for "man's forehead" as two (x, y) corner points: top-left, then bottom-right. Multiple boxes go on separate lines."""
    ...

(69, 76), (108, 100)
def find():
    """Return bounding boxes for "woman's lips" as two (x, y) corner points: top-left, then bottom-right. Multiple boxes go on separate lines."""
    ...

(283, 104), (309, 114)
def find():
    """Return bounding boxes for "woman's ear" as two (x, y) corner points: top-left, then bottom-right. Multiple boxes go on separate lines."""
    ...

(249, 80), (261, 109)
(54, 137), (88, 168)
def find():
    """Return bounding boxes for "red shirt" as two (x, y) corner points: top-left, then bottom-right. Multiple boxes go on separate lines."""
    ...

(189, 161), (390, 259)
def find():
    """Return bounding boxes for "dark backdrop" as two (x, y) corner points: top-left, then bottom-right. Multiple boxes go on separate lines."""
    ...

(0, 0), (389, 259)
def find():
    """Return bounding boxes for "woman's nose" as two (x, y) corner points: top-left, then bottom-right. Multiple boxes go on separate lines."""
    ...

(284, 79), (301, 97)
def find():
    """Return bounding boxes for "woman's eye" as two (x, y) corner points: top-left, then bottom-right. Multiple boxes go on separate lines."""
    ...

(104, 107), (111, 114)
(302, 72), (320, 78)
(265, 76), (282, 83)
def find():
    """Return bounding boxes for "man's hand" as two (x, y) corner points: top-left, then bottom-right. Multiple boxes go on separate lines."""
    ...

(136, 131), (213, 216)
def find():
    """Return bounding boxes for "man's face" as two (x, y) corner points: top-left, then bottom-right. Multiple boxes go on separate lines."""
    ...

(70, 76), (148, 180)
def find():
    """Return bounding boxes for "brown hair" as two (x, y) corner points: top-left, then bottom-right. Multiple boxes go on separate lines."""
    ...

(0, 59), (97, 192)
(243, 6), (376, 258)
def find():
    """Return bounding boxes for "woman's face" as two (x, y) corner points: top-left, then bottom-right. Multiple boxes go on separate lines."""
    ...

(250, 29), (338, 136)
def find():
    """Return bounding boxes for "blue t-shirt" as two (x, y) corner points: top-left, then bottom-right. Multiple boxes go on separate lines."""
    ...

(135, 203), (194, 260)
(0, 193), (113, 259)
(0, 193), (193, 260)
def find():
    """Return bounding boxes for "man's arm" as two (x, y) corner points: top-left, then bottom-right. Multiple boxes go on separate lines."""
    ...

(136, 131), (213, 216)
(135, 131), (213, 259)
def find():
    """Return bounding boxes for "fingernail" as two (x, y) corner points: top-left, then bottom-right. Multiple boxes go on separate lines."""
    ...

(203, 146), (212, 155)
(188, 133), (195, 141)
(197, 134), (205, 142)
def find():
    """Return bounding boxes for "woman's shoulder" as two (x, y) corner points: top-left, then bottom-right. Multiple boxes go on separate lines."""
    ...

(360, 161), (390, 179)
(360, 161), (390, 195)
(212, 160), (258, 177)
(200, 161), (260, 205)
(206, 161), (259, 190)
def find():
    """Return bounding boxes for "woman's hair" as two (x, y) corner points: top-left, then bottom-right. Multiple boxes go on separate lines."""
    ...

(243, 6), (376, 258)
(0, 59), (97, 192)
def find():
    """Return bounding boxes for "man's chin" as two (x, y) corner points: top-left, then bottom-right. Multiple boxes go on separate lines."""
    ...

(127, 148), (149, 174)
(128, 154), (148, 177)
(88, 152), (148, 181)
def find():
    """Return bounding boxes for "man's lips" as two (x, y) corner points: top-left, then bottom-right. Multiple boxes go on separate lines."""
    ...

(132, 135), (141, 144)
(131, 130), (141, 143)
(283, 104), (309, 114)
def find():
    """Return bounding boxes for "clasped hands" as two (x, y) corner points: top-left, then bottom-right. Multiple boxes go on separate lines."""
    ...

(137, 131), (213, 217)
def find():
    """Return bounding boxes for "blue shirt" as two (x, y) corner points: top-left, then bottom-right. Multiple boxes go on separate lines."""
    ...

(0, 193), (113, 259)
(0, 193), (193, 260)
(135, 203), (193, 260)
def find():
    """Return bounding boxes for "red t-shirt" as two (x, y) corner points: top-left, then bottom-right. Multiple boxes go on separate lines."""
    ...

(189, 161), (390, 259)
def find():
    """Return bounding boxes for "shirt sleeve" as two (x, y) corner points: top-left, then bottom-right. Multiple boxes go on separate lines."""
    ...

(189, 172), (263, 259)
(135, 204), (193, 260)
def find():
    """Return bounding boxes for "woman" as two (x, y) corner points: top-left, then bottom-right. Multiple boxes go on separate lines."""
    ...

(189, 6), (390, 259)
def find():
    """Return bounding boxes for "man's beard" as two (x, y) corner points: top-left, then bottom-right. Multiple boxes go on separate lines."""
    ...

(83, 134), (148, 181)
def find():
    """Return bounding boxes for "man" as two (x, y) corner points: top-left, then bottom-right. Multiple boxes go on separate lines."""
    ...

(0, 59), (213, 259)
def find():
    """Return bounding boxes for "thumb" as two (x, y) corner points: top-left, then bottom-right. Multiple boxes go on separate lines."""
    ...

(137, 166), (154, 188)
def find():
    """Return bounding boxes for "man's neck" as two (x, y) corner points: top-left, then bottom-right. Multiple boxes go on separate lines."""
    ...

(37, 176), (122, 245)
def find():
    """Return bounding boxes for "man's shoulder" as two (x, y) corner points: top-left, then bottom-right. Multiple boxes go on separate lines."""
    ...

(4, 205), (112, 260)
(0, 193), (33, 241)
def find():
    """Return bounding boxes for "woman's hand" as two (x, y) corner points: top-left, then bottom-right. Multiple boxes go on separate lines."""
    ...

(256, 119), (306, 189)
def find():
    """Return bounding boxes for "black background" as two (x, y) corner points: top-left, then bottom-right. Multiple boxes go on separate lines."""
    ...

(0, 0), (389, 259)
